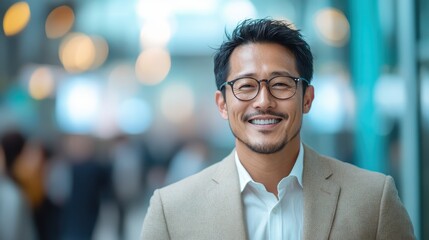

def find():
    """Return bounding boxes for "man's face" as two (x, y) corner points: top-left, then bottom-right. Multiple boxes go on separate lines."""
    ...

(215, 42), (314, 154)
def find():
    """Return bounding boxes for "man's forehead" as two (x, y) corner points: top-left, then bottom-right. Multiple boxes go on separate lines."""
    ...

(227, 43), (298, 78)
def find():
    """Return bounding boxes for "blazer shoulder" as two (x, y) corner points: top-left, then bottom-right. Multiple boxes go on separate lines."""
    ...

(321, 155), (415, 239)
(304, 144), (386, 183)
(160, 160), (222, 194)
(315, 152), (397, 206)
(320, 154), (386, 182)
(156, 151), (235, 203)
(303, 145), (414, 239)
(306, 148), (389, 198)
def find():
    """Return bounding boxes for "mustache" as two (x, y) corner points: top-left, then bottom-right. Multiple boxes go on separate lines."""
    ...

(243, 110), (288, 122)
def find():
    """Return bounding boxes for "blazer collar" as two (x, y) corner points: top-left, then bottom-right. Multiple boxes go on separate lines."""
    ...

(209, 151), (248, 240)
(303, 144), (340, 240)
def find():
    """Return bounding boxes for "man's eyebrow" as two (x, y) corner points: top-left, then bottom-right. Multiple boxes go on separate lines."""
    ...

(229, 72), (256, 80)
(231, 70), (294, 80)
(270, 71), (294, 77)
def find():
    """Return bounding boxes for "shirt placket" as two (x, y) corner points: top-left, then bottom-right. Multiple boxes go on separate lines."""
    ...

(257, 183), (283, 240)
(269, 202), (283, 240)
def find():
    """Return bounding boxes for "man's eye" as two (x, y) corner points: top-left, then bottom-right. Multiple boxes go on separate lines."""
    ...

(239, 84), (256, 89)
(271, 83), (292, 89)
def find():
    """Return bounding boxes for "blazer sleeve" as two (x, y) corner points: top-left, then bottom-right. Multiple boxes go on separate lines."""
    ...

(141, 189), (171, 240)
(376, 176), (415, 240)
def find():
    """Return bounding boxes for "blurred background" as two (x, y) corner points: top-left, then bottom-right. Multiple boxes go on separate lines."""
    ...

(0, 0), (427, 239)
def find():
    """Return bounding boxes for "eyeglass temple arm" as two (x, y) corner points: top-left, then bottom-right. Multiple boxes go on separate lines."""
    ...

(299, 77), (310, 85)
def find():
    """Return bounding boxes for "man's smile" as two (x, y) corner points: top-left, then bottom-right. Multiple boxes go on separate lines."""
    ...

(248, 118), (282, 125)
(244, 110), (287, 128)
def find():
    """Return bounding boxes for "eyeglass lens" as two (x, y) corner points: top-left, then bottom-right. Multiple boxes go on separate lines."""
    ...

(232, 76), (297, 100)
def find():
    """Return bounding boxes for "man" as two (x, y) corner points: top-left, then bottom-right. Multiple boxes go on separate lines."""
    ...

(141, 19), (415, 240)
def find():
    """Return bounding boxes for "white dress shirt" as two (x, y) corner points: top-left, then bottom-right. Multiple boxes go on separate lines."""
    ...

(235, 143), (304, 240)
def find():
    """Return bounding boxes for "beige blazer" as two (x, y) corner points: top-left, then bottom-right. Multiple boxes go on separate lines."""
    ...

(141, 145), (415, 240)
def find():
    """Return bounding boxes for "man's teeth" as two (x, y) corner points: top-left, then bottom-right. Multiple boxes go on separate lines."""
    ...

(250, 119), (280, 125)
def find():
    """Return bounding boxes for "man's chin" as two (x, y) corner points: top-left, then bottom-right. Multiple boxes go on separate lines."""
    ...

(244, 141), (286, 154)
(231, 127), (288, 154)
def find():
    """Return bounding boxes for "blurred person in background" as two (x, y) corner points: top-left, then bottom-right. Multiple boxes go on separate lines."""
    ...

(165, 138), (210, 185)
(110, 135), (148, 240)
(141, 19), (415, 239)
(25, 141), (62, 240)
(60, 134), (110, 240)
(0, 129), (37, 240)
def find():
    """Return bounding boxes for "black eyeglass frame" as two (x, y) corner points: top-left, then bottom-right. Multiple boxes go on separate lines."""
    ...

(219, 75), (310, 101)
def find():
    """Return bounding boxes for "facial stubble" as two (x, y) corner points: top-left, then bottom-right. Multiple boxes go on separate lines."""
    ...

(228, 114), (302, 155)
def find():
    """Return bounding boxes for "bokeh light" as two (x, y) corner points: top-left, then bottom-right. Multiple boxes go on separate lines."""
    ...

(136, 0), (217, 20)
(56, 78), (101, 133)
(59, 33), (95, 73)
(117, 98), (153, 134)
(45, 5), (75, 39)
(91, 36), (109, 69)
(135, 48), (171, 85)
(307, 77), (349, 134)
(171, 0), (217, 14)
(136, 0), (171, 20)
(28, 67), (55, 100)
(59, 33), (109, 73)
(94, 99), (118, 140)
(222, 0), (257, 28)
(107, 63), (140, 97)
(140, 20), (172, 49)
(160, 83), (195, 124)
(374, 74), (405, 118)
(314, 8), (350, 47)
(3, 2), (31, 36)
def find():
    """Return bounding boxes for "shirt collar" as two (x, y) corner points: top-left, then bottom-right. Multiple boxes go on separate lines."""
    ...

(234, 142), (304, 192)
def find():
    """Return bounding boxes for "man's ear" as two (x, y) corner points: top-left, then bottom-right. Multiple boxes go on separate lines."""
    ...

(303, 85), (314, 113)
(215, 91), (228, 120)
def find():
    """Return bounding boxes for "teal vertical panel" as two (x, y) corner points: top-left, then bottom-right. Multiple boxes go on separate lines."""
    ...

(398, 0), (420, 237)
(349, 0), (385, 172)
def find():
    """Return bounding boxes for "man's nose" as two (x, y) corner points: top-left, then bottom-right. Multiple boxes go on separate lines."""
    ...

(252, 82), (275, 109)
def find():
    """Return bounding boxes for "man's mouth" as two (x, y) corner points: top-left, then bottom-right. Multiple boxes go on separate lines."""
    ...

(249, 118), (282, 125)
(244, 110), (286, 126)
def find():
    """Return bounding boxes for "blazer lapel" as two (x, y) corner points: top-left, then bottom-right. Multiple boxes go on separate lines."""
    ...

(206, 151), (248, 240)
(303, 145), (340, 240)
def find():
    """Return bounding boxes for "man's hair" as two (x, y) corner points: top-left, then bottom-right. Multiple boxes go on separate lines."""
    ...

(214, 18), (313, 93)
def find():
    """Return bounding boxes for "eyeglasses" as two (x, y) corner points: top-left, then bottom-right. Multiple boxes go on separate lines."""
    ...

(219, 75), (309, 101)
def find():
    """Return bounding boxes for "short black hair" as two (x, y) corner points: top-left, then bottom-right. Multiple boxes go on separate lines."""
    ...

(214, 18), (313, 93)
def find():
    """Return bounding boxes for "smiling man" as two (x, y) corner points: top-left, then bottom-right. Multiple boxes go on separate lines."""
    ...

(141, 19), (415, 240)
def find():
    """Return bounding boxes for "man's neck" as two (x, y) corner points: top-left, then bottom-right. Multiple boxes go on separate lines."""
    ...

(236, 138), (301, 197)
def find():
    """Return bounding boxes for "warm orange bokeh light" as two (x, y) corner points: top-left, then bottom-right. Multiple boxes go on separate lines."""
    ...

(3, 2), (31, 36)
(314, 8), (350, 47)
(59, 33), (109, 72)
(29, 67), (55, 100)
(135, 48), (171, 85)
(59, 33), (95, 73)
(45, 5), (75, 39)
